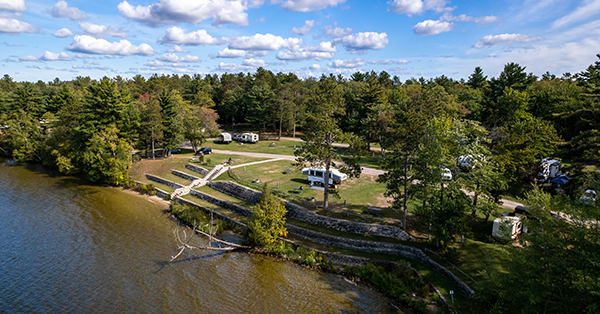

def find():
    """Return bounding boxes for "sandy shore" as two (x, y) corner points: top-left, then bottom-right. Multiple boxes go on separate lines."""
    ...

(118, 187), (171, 207)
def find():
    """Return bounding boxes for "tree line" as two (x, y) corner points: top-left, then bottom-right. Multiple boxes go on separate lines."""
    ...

(2, 55), (600, 312)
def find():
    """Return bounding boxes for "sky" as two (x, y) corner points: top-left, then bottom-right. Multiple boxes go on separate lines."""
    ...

(1, 0), (600, 82)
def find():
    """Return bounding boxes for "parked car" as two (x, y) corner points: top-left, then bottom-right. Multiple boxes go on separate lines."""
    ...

(195, 147), (212, 155)
(579, 189), (596, 205)
(171, 148), (181, 154)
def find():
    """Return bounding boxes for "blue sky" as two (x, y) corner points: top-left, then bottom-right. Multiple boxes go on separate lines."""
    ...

(1, 0), (600, 82)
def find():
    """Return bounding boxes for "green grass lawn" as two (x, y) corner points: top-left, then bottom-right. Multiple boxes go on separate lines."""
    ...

(202, 139), (299, 156)
(217, 159), (393, 215)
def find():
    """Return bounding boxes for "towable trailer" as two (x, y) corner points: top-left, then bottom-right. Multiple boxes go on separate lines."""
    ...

(239, 133), (259, 143)
(220, 132), (232, 144)
(301, 167), (348, 188)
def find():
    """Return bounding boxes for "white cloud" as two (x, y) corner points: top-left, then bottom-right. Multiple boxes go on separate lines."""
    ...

(308, 63), (321, 70)
(276, 49), (334, 61)
(166, 45), (189, 53)
(333, 32), (388, 53)
(39, 51), (73, 61)
(216, 62), (237, 71)
(241, 58), (267, 67)
(368, 59), (409, 65)
(157, 52), (201, 62)
(118, 0), (261, 27)
(47, 1), (86, 21)
(413, 20), (453, 36)
(328, 58), (365, 68)
(76, 54), (95, 59)
(388, 0), (423, 16)
(19, 51), (73, 62)
(440, 12), (498, 24)
(322, 25), (353, 38)
(18, 56), (38, 62)
(388, 0), (451, 16)
(290, 20), (314, 35)
(158, 26), (220, 45)
(0, 0), (26, 12)
(217, 48), (247, 58)
(144, 60), (164, 67)
(53, 28), (73, 38)
(66, 35), (156, 56)
(306, 41), (337, 52)
(228, 33), (302, 51)
(553, 0), (600, 28)
(0, 18), (39, 34)
(78, 22), (128, 38)
(472, 33), (544, 49)
(280, 0), (346, 12)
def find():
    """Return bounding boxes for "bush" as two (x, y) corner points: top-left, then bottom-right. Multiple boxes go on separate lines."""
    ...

(443, 247), (459, 264)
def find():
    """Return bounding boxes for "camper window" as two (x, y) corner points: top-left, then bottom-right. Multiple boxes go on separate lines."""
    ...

(315, 171), (323, 177)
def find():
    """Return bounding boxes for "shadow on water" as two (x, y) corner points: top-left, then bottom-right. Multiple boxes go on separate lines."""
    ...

(154, 251), (230, 273)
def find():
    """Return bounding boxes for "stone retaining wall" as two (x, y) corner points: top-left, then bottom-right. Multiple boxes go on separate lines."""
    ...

(171, 169), (200, 181)
(173, 197), (247, 230)
(155, 188), (169, 199)
(145, 174), (185, 190)
(207, 181), (411, 241)
(286, 224), (474, 298)
(185, 164), (209, 176)
(189, 190), (253, 218)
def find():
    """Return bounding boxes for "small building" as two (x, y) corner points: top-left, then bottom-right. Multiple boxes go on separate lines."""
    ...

(301, 167), (348, 188)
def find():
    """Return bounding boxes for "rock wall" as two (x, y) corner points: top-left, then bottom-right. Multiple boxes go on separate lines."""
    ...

(286, 224), (474, 298)
(189, 190), (253, 218)
(155, 188), (169, 200)
(171, 169), (200, 181)
(185, 164), (209, 176)
(207, 181), (411, 241)
(173, 197), (247, 230)
(145, 174), (185, 190)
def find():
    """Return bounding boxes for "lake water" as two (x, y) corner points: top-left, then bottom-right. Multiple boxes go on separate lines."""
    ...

(0, 161), (397, 313)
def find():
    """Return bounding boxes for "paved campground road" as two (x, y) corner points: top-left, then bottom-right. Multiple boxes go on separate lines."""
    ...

(181, 144), (524, 210)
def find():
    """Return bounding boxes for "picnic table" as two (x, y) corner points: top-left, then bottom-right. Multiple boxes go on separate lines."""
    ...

(367, 206), (382, 215)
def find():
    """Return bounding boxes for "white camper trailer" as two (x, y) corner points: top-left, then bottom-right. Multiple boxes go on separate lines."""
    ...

(492, 212), (523, 240)
(240, 133), (259, 143)
(537, 158), (562, 182)
(220, 132), (232, 144)
(301, 167), (348, 188)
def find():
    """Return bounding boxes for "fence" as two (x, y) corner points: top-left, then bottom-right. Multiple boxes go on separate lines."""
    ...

(423, 247), (478, 284)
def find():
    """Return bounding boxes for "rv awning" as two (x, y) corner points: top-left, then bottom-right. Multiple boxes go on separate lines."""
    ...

(550, 175), (571, 185)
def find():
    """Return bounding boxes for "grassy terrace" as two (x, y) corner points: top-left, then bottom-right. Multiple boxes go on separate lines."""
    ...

(218, 159), (392, 215)
(180, 194), (249, 224)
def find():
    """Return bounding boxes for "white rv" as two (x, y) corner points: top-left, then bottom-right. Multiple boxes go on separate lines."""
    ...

(240, 133), (259, 143)
(220, 132), (232, 144)
(537, 158), (562, 182)
(492, 212), (523, 240)
(301, 167), (348, 188)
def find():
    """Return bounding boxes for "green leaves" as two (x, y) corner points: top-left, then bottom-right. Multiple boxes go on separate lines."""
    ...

(248, 185), (288, 249)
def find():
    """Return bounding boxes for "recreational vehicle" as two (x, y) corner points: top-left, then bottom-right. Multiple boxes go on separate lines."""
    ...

(240, 133), (259, 143)
(301, 167), (348, 188)
(492, 212), (523, 240)
(537, 158), (562, 182)
(220, 132), (232, 144)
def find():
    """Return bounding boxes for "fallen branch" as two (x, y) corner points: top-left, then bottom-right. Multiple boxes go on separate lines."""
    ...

(170, 226), (249, 261)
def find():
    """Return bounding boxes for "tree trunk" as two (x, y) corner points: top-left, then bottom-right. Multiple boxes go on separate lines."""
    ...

(402, 155), (408, 229)
(151, 127), (155, 160)
(278, 115), (283, 141)
(324, 156), (331, 209)
(293, 122), (296, 138)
